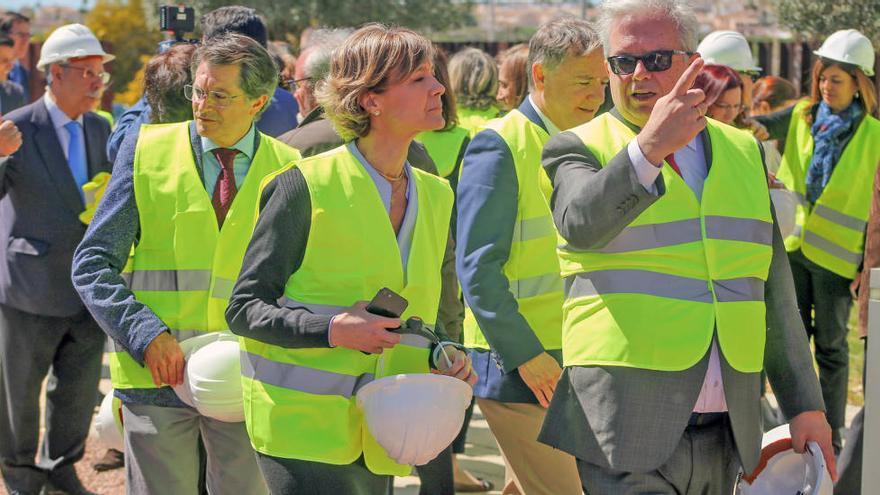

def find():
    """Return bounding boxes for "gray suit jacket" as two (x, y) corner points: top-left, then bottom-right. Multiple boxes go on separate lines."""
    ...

(0, 81), (26, 115)
(537, 109), (824, 474)
(0, 99), (111, 317)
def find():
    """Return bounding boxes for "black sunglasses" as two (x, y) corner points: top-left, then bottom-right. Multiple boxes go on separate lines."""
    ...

(607, 50), (691, 75)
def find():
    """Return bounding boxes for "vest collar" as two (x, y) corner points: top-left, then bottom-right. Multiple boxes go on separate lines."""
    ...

(518, 97), (548, 134)
(609, 107), (714, 171)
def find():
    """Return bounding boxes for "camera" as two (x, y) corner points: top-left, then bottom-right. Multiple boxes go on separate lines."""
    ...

(158, 5), (198, 53)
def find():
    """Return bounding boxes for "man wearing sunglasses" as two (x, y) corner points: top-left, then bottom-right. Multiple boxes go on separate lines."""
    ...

(538, 1), (834, 493)
(0, 23), (113, 495)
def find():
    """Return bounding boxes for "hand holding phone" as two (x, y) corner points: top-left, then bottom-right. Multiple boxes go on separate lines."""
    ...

(329, 301), (401, 354)
(365, 287), (408, 318)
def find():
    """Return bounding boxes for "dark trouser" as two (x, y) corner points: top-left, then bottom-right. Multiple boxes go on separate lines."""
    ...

(256, 453), (391, 495)
(789, 249), (851, 449)
(0, 303), (104, 494)
(577, 413), (739, 494)
(415, 446), (454, 495)
(835, 337), (866, 494)
(451, 398), (475, 454)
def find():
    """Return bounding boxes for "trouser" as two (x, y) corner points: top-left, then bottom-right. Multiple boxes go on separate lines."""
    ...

(0, 303), (104, 494)
(789, 249), (851, 449)
(122, 403), (268, 495)
(256, 452), (390, 495)
(835, 337), (867, 494)
(414, 445), (454, 495)
(578, 413), (739, 494)
(451, 398), (475, 454)
(477, 398), (581, 495)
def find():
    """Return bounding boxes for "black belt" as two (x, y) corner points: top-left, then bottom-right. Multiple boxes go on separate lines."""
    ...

(688, 412), (728, 427)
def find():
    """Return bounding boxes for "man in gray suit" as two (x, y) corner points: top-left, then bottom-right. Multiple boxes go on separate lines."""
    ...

(0, 24), (112, 495)
(0, 35), (26, 114)
(538, 1), (835, 493)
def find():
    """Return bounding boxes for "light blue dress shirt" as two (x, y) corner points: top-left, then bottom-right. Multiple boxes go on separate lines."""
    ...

(200, 124), (257, 193)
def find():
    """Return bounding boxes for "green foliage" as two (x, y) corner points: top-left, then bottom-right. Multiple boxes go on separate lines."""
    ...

(772, 0), (880, 44)
(190, 0), (474, 41)
(85, 0), (162, 103)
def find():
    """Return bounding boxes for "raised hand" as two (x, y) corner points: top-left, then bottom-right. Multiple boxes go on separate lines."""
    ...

(637, 57), (707, 165)
(0, 119), (22, 157)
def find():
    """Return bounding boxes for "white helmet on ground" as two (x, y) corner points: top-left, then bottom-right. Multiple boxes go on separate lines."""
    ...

(357, 373), (473, 466)
(697, 30), (761, 73)
(37, 23), (114, 72)
(173, 332), (245, 423)
(737, 424), (832, 495)
(94, 390), (124, 451)
(813, 29), (875, 77)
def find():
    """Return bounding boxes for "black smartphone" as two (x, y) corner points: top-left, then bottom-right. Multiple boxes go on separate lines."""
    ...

(365, 288), (408, 318)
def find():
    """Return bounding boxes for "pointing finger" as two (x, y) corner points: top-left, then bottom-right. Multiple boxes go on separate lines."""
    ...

(671, 56), (703, 97)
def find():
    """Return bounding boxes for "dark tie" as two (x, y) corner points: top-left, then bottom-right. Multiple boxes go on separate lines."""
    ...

(665, 153), (682, 177)
(211, 148), (239, 228)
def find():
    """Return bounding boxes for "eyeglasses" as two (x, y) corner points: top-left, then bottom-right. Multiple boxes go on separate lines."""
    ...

(740, 71), (761, 82)
(61, 64), (111, 84)
(184, 84), (243, 108)
(607, 50), (691, 75)
(9, 31), (31, 39)
(280, 77), (311, 91)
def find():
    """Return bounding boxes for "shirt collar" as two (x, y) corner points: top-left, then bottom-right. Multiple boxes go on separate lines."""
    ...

(201, 124), (257, 160)
(43, 91), (84, 130)
(528, 94), (562, 137)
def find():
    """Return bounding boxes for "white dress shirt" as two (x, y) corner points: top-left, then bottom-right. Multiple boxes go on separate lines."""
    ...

(528, 94), (562, 137)
(43, 92), (85, 161)
(628, 136), (728, 413)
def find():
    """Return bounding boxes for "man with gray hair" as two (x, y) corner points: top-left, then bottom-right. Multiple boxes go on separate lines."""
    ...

(71, 33), (302, 494)
(456, 16), (607, 495)
(538, 1), (834, 492)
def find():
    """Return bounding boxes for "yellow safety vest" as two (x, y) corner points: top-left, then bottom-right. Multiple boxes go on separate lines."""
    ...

(109, 122), (301, 389)
(239, 145), (453, 475)
(776, 100), (880, 279)
(416, 125), (469, 178)
(461, 109), (563, 354)
(458, 106), (501, 137)
(559, 114), (772, 372)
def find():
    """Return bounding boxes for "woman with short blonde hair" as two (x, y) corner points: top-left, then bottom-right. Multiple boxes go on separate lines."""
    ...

(228, 24), (476, 494)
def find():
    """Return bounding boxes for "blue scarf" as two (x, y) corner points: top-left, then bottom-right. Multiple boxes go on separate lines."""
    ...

(806, 101), (862, 204)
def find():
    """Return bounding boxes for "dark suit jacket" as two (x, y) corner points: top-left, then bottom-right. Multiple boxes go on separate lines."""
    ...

(0, 99), (111, 317)
(537, 109), (824, 474)
(0, 81), (26, 115)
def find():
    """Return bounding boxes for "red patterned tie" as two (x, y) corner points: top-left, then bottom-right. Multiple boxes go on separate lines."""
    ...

(211, 148), (239, 228)
(665, 153), (682, 177)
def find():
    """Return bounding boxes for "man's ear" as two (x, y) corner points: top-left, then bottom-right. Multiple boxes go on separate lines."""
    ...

(531, 62), (545, 92)
(250, 94), (270, 116)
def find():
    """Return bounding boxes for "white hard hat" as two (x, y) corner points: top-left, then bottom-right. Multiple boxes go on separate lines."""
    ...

(698, 30), (761, 73)
(357, 374), (473, 466)
(37, 23), (115, 72)
(173, 332), (245, 423)
(737, 424), (832, 495)
(770, 188), (799, 239)
(813, 29), (875, 77)
(94, 390), (125, 451)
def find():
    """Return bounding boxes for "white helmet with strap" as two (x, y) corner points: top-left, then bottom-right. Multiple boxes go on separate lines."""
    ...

(37, 23), (114, 71)
(737, 424), (832, 495)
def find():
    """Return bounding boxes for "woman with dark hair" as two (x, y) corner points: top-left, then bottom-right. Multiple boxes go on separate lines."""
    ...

(416, 47), (470, 182)
(755, 29), (880, 453)
(694, 63), (745, 126)
(752, 75), (798, 116)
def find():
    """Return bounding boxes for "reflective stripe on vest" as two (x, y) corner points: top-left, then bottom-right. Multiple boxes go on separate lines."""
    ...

(777, 100), (880, 278)
(110, 122), (301, 390)
(559, 115), (772, 372)
(239, 145), (452, 475)
(461, 109), (563, 352)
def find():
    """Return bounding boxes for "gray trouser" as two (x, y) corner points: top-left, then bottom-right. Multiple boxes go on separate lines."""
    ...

(122, 403), (268, 495)
(789, 249), (851, 449)
(578, 414), (739, 495)
(0, 303), (104, 494)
